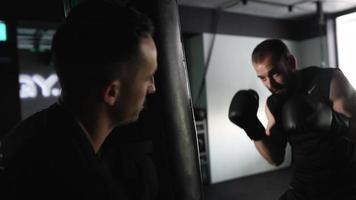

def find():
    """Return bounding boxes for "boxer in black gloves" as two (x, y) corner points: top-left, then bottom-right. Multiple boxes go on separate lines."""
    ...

(229, 39), (356, 200)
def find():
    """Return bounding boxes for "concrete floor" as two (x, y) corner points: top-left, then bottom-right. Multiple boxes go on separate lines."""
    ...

(203, 167), (292, 200)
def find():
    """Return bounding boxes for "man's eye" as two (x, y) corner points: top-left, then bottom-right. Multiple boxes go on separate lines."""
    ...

(272, 73), (281, 79)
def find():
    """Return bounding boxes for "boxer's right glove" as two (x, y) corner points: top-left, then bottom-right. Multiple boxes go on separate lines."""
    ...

(281, 94), (350, 135)
(229, 89), (266, 140)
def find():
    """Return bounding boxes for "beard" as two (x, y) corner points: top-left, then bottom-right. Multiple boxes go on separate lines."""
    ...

(109, 101), (132, 127)
(116, 116), (138, 126)
(110, 99), (143, 128)
(271, 82), (285, 94)
(271, 73), (297, 95)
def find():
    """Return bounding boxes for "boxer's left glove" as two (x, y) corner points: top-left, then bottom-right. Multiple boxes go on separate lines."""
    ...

(229, 89), (266, 140)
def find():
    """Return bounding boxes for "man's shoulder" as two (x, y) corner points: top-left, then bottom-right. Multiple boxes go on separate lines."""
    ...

(299, 66), (340, 76)
(298, 66), (342, 99)
(298, 66), (340, 84)
(0, 104), (60, 163)
(3, 105), (53, 140)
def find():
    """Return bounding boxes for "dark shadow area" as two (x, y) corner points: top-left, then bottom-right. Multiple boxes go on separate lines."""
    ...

(204, 168), (292, 200)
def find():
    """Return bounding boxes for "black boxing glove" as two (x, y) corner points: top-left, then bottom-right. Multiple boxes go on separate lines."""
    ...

(281, 95), (350, 135)
(229, 89), (266, 140)
(266, 93), (289, 120)
(330, 108), (350, 137)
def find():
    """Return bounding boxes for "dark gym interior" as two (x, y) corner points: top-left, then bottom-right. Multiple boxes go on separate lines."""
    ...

(1, 0), (356, 200)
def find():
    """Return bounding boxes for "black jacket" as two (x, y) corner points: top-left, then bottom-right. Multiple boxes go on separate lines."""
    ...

(0, 103), (123, 200)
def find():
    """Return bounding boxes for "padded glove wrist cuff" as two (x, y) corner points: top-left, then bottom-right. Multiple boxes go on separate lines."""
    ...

(242, 117), (266, 141)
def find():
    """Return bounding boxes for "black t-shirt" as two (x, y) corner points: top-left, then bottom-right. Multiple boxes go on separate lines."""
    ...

(267, 67), (356, 198)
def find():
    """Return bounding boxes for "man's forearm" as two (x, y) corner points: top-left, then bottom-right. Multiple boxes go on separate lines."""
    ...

(254, 140), (276, 165)
(254, 137), (285, 166)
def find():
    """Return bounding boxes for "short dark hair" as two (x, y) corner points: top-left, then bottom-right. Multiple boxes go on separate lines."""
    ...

(51, 0), (154, 102)
(252, 39), (290, 64)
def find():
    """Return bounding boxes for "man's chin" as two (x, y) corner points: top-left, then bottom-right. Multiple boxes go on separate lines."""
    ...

(116, 115), (139, 126)
(272, 88), (287, 95)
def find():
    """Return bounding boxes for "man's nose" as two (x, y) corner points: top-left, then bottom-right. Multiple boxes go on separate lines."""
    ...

(149, 84), (156, 94)
(269, 77), (279, 89)
(148, 78), (156, 94)
(266, 78), (272, 90)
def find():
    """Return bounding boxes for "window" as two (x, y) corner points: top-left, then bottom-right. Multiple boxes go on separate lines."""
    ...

(336, 12), (356, 88)
(0, 20), (7, 42)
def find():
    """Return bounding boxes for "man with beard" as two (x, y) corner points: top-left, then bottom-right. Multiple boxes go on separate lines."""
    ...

(0, 1), (157, 199)
(229, 39), (356, 200)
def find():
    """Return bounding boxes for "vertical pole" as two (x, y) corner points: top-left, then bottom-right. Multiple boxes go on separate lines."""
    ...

(151, 0), (203, 199)
(316, 1), (326, 67)
(63, 0), (78, 17)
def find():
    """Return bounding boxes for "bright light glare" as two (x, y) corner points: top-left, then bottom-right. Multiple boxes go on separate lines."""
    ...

(336, 12), (356, 89)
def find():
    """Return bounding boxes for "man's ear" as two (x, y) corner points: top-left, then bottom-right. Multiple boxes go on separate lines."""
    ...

(288, 54), (297, 71)
(103, 80), (121, 106)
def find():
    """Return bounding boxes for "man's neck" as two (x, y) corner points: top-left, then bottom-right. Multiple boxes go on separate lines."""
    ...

(61, 100), (113, 153)
(76, 116), (112, 154)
